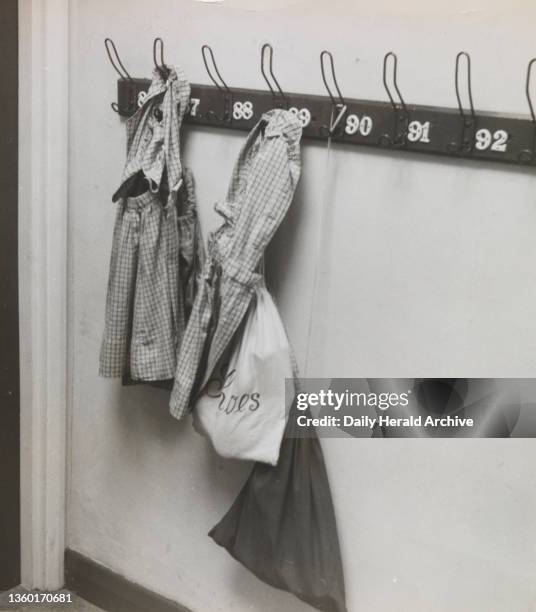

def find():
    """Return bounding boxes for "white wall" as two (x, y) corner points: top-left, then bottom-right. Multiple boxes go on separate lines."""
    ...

(67, 1), (536, 611)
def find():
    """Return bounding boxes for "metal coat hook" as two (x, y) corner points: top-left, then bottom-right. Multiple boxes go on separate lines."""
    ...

(320, 50), (347, 136)
(105, 38), (133, 117)
(153, 37), (170, 80)
(151, 38), (170, 121)
(380, 51), (409, 147)
(201, 44), (233, 123)
(448, 51), (476, 154)
(105, 38), (132, 80)
(518, 58), (536, 163)
(261, 43), (288, 108)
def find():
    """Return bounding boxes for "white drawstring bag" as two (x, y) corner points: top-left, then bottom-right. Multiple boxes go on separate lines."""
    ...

(193, 283), (294, 465)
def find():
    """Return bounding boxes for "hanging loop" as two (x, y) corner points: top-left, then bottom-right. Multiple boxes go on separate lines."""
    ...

(319, 50), (347, 137)
(518, 58), (536, 164)
(380, 51), (409, 148)
(201, 44), (233, 123)
(261, 43), (288, 108)
(448, 51), (476, 154)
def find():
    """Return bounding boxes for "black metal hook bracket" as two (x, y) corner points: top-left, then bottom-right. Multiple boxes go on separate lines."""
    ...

(110, 43), (536, 168)
(448, 51), (477, 154)
(320, 50), (347, 137)
(380, 51), (409, 148)
(261, 43), (288, 108)
(201, 44), (233, 124)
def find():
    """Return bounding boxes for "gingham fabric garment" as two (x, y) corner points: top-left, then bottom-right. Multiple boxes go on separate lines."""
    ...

(100, 66), (193, 380)
(178, 169), (205, 321)
(169, 109), (302, 420)
(120, 168), (205, 388)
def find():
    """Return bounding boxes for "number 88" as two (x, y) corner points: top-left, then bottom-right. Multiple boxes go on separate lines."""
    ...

(233, 101), (254, 120)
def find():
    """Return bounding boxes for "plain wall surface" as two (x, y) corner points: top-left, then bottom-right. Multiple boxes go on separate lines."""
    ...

(68, 1), (536, 611)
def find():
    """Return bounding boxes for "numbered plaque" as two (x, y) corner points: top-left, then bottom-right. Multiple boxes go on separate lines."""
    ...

(116, 79), (535, 166)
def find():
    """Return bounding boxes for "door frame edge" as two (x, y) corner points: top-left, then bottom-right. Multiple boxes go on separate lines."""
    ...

(18, 0), (70, 590)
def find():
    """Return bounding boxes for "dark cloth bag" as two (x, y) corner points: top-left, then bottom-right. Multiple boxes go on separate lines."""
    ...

(209, 404), (347, 612)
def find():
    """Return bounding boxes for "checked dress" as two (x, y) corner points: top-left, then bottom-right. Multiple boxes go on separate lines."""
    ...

(100, 66), (200, 382)
(169, 109), (302, 420)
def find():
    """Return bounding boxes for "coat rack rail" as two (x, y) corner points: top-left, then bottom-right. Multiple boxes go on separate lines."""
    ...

(115, 78), (536, 167)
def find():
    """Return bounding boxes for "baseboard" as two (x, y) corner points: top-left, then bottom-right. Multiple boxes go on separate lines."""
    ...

(64, 549), (192, 612)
